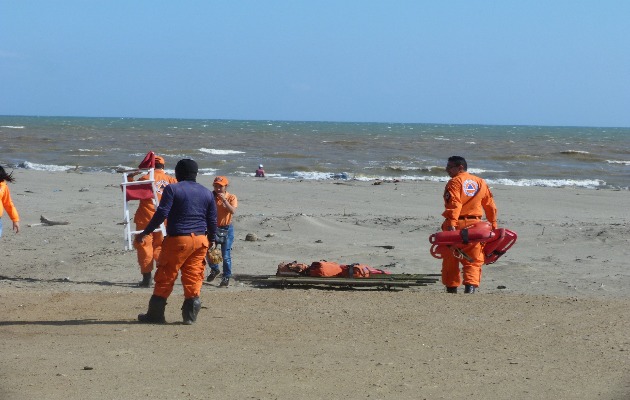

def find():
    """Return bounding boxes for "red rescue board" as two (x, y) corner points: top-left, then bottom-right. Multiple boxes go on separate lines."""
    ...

(483, 228), (518, 264)
(428, 221), (517, 265)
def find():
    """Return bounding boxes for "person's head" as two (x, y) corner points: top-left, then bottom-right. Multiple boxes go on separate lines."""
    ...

(213, 176), (229, 193)
(0, 165), (15, 183)
(258, 164), (263, 169)
(175, 159), (198, 182)
(154, 155), (165, 169)
(446, 156), (467, 178)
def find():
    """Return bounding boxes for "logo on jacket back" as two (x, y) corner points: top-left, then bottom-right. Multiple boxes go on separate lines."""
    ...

(155, 180), (170, 194)
(462, 180), (479, 197)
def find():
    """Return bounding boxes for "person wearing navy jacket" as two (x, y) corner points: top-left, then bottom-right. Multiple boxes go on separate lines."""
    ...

(136, 159), (217, 325)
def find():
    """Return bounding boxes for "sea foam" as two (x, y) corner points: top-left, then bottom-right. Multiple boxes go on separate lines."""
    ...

(199, 148), (245, 155)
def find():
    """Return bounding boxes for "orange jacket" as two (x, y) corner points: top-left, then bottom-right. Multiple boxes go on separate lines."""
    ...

(0, 181), (19, 222)
(215, 192), (237, 226)
(442, 171), (497, 229)
(133, 169), (177, 225)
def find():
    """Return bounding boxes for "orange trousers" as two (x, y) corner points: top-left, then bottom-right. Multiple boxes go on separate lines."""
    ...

(441, 220), (484, 288)
(133, 225), (164, 274)
(153, 233), (209, 299)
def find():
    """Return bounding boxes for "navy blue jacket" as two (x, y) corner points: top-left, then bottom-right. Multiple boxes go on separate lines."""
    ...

(143, 181), (217, 239)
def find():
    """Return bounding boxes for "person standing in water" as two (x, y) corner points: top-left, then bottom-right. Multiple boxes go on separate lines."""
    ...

(255, 164), (265, 177)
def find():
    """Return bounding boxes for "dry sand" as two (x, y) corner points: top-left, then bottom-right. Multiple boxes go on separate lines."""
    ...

(1, 170), (629, 399)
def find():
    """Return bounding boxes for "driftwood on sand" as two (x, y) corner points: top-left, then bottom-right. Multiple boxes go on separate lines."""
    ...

(28, 216), (70, 227)
(39, 215), (70, 226)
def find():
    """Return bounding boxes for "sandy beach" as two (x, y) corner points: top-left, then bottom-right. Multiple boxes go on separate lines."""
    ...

(1, 170), (629, 399)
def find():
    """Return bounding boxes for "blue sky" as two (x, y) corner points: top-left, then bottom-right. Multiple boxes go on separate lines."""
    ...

(1, 1), (629, 127)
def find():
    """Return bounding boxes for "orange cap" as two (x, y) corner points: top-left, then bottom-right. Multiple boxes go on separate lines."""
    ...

(154, 155), (165, 165)
(213, 176), (229, 186)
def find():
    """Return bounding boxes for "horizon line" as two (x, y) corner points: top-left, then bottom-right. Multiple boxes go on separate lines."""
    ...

(0, 114), (628, 130)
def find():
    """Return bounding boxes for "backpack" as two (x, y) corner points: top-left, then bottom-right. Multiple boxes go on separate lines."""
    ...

(308, 261), (344, 277)
(341, 263), (371, 278)
(308, 262), (371, 278)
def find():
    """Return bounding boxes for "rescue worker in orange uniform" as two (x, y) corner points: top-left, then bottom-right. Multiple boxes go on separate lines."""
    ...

(206, 176), (238, 287)
(0, 165), (20, 238)
(441, 156), (497, 294)
(136, 159), (217, 325)
(130, 155), (177, 287)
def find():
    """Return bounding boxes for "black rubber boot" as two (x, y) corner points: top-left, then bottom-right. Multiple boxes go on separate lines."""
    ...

(138, 272), (151, 288)
(138, 295), (167, 323)
(464, 285), (476, 294)
(446, 286), (458, 294)
(181, 297), (201, 325)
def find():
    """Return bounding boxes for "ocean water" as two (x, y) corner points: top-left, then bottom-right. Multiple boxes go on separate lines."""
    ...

(1, 115), (628, 190)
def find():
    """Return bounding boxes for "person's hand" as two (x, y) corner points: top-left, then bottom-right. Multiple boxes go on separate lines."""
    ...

(12, 221), (20, 234)
(135, 232), (146, 244)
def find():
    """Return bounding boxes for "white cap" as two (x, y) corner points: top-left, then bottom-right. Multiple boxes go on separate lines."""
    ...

(259, 164), (263, 168)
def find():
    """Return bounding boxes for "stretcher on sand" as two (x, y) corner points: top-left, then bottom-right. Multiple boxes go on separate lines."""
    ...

(233, 273), (440, 290)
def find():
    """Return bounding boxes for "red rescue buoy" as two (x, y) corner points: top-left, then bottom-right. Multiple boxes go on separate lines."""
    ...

(429, 221), (495, 245)
(428, 221), (517, 265)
